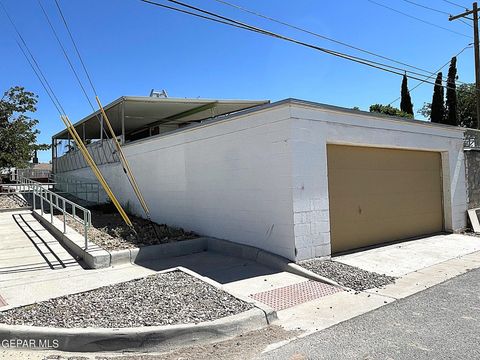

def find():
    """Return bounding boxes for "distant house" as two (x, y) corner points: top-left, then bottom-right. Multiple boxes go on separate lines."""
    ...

(51, 96), (467, 261)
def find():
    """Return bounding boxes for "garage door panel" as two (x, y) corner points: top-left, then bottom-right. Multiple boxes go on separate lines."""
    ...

(328, 145), (443, 254)
(331, 212), (443, 253)
(330, 191), (443, 220)
(330, 146), (442, 171)
(329, 169), (442, 197)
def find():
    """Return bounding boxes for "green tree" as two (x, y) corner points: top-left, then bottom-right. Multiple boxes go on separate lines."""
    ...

(445, 56), (458, 126)
(0, 86), (49, 169)
(457, 83), (477, 128)
(369, 104), (413, 118)
(430, 72), (445, 123)
(400, 74), (414, 115)
(419, 82), (477, 128)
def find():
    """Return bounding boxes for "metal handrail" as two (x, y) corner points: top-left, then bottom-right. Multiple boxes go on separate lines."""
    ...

(18, 176), (91, 249)
(51, 173), (101, 204)
(464, 128), (480, 149)
(10, 168), (51, 182)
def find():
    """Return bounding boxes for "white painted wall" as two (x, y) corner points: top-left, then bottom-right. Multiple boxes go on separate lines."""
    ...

(59, 105), (298, 260)
(58, 100), (468, 262)
(289, 103), (467, 260)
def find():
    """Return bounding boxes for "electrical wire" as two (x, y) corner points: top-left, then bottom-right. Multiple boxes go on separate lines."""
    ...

(52, 0), (161, 237)
(443, 0), (468, 10)
(167, 0), (457, 81)
(37, 0), (117, 164)
(367, 0), (471, 38)
(212, 0), (454, 82)
(37, 1), (96, 113)
(401, 0), (451, 16)
(389, 44), (473, 105)
(1, 1), (135, 229)
(53, 0), (98, 98)
(140, 0), (476, 95)
(211, 0), (472, 87)
(460, 19), (473, 27)
(0, 1), (65, 115)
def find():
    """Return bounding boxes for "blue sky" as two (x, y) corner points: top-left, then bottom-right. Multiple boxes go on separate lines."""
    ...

(0, 0), (476, 162)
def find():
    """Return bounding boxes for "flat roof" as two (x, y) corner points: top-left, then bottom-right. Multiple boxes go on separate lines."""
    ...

(53, 96), (465, 141)
(281, 98), (465, 132)
(52, 97), (270, 140)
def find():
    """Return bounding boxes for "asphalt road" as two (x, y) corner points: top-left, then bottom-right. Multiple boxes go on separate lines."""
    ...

(260, 267), (480, 360)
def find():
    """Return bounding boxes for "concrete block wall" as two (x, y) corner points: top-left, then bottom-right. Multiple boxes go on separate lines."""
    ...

(464, 149), (480, 209)
(289, 103), (468, 260)
(57, 100), (468, 262)
(290, 120), (331, 260)
(59, 105), (298, 260)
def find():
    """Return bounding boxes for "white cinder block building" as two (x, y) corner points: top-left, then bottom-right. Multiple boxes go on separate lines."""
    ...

(52, 97), (467, 261)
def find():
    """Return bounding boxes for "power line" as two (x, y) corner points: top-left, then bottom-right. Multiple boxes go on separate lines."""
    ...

(51, 1), (159, 231)
(401, 0), (451, 16)
(212, 0), (454, 82)
(166, 0), (445, 80)
(13, 36), (63, 116)
(53, 0), (99, 98)
(212, 0), (472, 87)
(389, 44), (473, 105)
(0, 1), (65, 115)
(460, 18), (474, 27)
(367, 0), (471, 38)
(401, 0), (472, 28)
(36, 0), (96, 112)
(36, 0), (115, 161)
(443, 0), (469, 10)
(154, 0), (428, 78)
(140, 0), (476, 95)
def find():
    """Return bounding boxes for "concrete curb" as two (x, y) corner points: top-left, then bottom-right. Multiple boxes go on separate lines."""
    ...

(0, 308), (267, 352)
(113, 237), (209, 266)
(32, 209), (208, 269)
(207, 237), (342, 288)
(32, 210), (110, 269)
(0, 267), (273, 352)
(0, 207), (30, 213)
(30, 209), (341, 287)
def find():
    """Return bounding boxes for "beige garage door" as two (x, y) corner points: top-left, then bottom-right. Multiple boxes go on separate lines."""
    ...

(327, 145), (444, 254)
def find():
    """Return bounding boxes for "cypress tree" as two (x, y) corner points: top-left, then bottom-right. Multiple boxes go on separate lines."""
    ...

(445, 56), (458, 126)
(430, 72), (445, 123)
(400, 74), (414, 115)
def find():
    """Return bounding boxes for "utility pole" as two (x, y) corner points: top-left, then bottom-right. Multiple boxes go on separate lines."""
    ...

(450, 2), (480, 129)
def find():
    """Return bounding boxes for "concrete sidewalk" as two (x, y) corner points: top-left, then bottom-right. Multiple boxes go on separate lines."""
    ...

(0, 209), (310, 311)
(261, 267), (480, 360)
(334, 233), (480, 276)
(271, 234), (480, 337)
(138, 251), (310, 301)
(0, 210), (155, 310)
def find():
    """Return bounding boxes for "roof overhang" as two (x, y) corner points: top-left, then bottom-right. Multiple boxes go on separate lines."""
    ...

(52, 96), (269, 140)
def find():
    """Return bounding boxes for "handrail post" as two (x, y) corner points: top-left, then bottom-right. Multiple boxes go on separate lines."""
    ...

(84, 209), (88, 250)
(32, 185), (36, 211)
(63, 198), (66, 234)
(40, 187), (44, 215)
(50, 191), (53, 223)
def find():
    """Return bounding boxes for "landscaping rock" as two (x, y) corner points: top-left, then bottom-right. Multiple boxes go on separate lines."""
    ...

(299, 259), (396, 291)
(0, 271), (253, 328)
(57, 209), (197, 251)
(0, 194), (28, 209)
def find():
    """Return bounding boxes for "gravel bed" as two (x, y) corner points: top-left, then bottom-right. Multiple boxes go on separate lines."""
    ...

(57, 209), (197, 251)
(0, 271), (253, 328)
(299, 259), (396, 291)
(0, 194), (28, 209)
